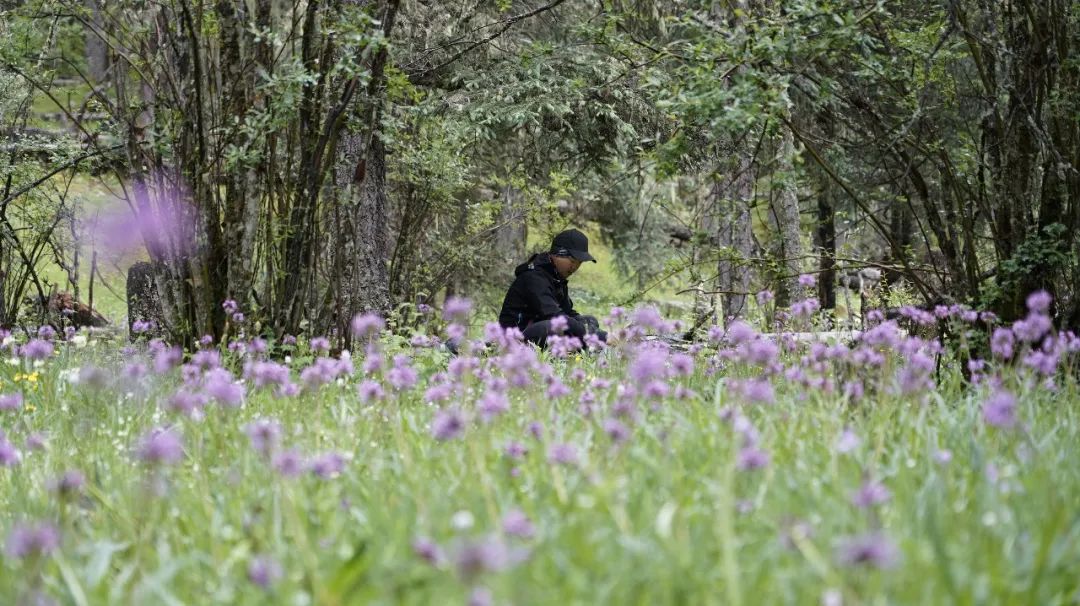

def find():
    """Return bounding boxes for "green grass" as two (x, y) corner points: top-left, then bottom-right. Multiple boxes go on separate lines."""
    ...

(0, 324), (1078, 605)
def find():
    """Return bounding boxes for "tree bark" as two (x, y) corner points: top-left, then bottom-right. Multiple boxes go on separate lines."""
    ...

(772, 126), (804, 307)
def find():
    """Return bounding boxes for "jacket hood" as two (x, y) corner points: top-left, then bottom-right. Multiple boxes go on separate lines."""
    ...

(514, 253), (557, 277)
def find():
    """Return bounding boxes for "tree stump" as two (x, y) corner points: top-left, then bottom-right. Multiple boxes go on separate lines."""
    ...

(126, 261), (166, 340)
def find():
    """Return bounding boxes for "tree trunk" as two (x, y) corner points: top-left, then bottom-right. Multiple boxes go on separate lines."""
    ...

(716, 148), (754, 323)
(816, 171), (836, 312)
(772, 126), (804, 307)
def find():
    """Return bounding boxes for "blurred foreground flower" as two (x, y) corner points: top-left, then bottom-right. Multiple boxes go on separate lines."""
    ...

(135, 427), (184, 466)
(5, 521), (60, 559)
(835, 532), (900, 569)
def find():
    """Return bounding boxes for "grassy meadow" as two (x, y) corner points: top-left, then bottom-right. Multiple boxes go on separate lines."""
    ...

(1, 292), (1079, 605)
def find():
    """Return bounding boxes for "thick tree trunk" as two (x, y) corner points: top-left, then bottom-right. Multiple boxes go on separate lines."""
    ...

(335, 135), (392, 344)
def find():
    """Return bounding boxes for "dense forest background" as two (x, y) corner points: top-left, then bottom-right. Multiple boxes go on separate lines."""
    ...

(2, 0), (1077, 345)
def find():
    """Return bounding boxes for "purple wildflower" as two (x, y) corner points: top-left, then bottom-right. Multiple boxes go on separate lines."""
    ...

(25, 433), (47, 451)
(350, 312), (385, 340)
(166, 390), (207, 417)
(412, 536), (444, 566)
(308, 452), (346, 479)
(478, 391), (510, 422)
(736, 446), (770, 471)
(756, 290), (775, 305)
(791, 298), (821, 318)
(357, 379), (385, 403)
(741, 378), (775, 404)
(501, 509), (536, 539)
(0, 392), (23, 411)
(983, 389), (1017, 429)
(547, 443), (579, 466)
(134, 427), (184, 465)
(244, 419), (282, 456)
(798, 274), (817, 287)
(1013, 314), (1052, 343)
(834, 428), (861, 454)
(990, 327), (1014, 359)
(631, 306), (666, 331)
(204, 371), (245, 407)
(835, 532), (901, 569)
(603, 418), (631, 444)
(726, 321), (757, 345)
(0, 440), (22, 467)
(153, 346), (183, 374)
(504, 441), (527, 460)
(1026, 290), (1052, 313)
(431, 408), (467, 440)
(47, 470), (86, 497)
(222, 299), (239, 315)
(851, 479), (892, 508)
(629, 347), (668, 384)
(247, 555), (283, 589)
(191, 349), (221, 370)
(388, 355), (418, 390)
(272, 449), (305, 477)
(20, 339), (54, 360)
(309, 336), (330, 352)
(246, 361), (290, 388)
(5, 522), (60, 559)
(443, 296), (472, 322)
(453, 535), (529, 580)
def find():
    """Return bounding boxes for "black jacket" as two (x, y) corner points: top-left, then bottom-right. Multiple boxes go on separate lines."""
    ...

(498, 253), (581, 331)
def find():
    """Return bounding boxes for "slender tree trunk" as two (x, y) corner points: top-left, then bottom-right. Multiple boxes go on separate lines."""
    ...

(717, 149), (754, 323)
(816, 172), (836, 312)
(772, 126), (804, 307)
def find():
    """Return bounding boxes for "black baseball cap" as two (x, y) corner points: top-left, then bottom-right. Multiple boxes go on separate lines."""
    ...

(550, 229), (596, 262)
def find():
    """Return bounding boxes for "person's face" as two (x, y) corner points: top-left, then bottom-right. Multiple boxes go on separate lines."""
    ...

(552, 255), (582, 279)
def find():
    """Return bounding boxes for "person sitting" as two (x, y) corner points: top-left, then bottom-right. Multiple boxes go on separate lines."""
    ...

(497, 228), (606, 348)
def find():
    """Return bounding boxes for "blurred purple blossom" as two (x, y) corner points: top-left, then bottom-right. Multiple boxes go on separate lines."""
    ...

(501, 509), (535, 539)
(0, 392), (23, 411)
(0, 439), (22, 467)
(20, 339), (54, 360)
(351, 312), (385, 340)
(272, 449), (305, 477)
(431, 408), (467, 441)
(358, 379), (385, 403)
(1026, 290), (1052, 313)
(388, 355), (418, 390)
(834, 428), (861, 454)
(851, 479), (892, 508)
(443, 297), (473, 322)
(736, 446), (770, 471)
(412, 536), (444, 566)
(453, 535), (529, 580)
(47, 469), (86, 497)
(247, 555), (283, 589)
(835, 532), (900, 569)
(308, 452), (347, 479)
(547, 443), (579, 466)
(244, 419), (282, 456)
(5, 522), (60, 559)
(135, 426), (184, 465)
(983, 389), (1018, 429)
